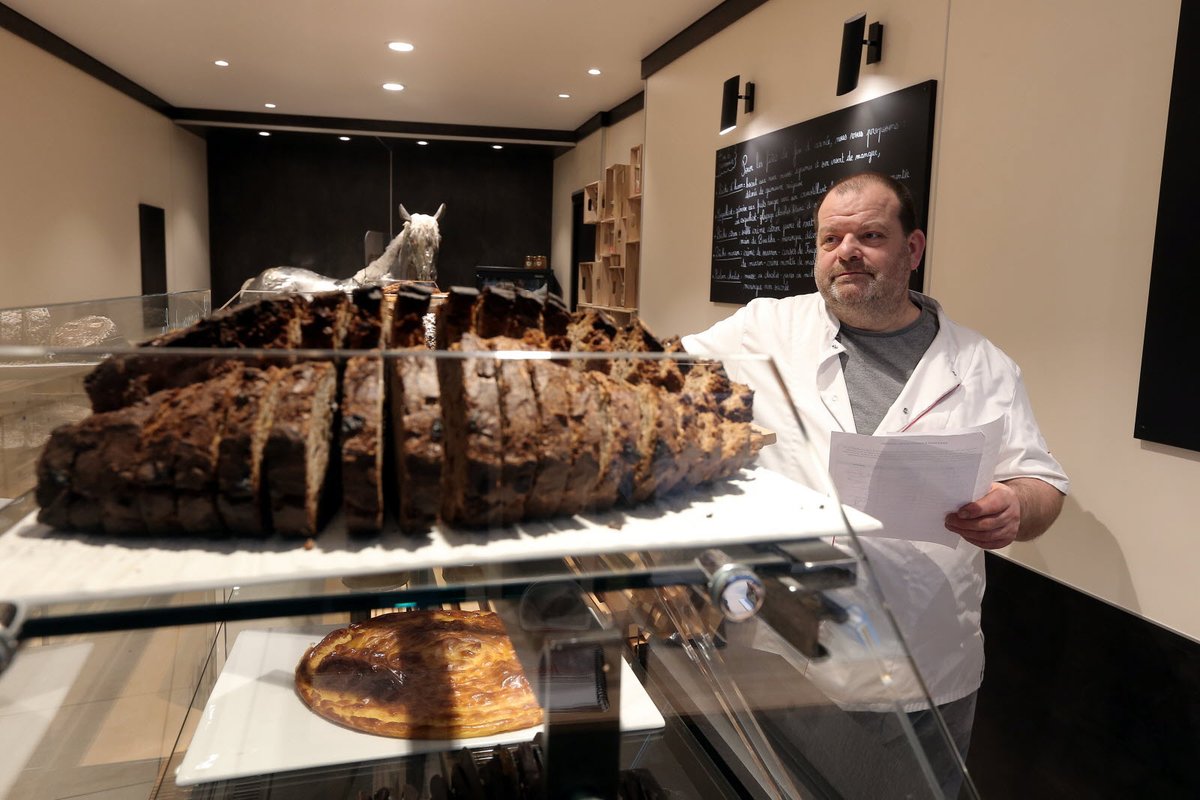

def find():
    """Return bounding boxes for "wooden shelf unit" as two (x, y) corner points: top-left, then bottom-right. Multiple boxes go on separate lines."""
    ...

(580, 150), (643, 316)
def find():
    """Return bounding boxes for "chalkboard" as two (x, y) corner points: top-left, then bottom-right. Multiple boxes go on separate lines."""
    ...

(710, 80), (937, 304)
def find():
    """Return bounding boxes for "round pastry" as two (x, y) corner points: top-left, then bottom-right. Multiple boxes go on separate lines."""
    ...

(294, 609), (543, 739)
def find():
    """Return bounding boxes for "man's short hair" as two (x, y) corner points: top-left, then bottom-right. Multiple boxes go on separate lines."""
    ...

(814, 172), (919, 235)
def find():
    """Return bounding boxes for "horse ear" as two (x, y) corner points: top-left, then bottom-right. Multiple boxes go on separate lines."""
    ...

(399, 204), (411, 221)
(434, 203), (446, 221)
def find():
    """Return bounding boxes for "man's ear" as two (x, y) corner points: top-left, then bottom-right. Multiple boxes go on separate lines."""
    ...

(907, 229), (927, 270)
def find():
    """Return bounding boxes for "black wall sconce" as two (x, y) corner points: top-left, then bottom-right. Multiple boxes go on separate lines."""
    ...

(837, 13), (884, 96)
(720, 75), (755, 135)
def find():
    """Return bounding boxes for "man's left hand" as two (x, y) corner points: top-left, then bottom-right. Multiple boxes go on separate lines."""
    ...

(945, 482), (1021, 550)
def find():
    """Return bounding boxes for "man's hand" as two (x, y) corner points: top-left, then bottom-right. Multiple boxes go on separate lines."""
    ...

(945, 478), (1065, 550)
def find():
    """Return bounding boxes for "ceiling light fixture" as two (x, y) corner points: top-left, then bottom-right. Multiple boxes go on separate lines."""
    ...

(214, 60), (229, 67)
(558, 93), (571, 99)
(258, 131), (270, 137)
(382, 82), (405, 92)
(339, 136), (351, 141)
(417, 140), (429, 145)
(587, 68), (601, 76)
(492, 144), (504, 150)
(388, 41), (415, 52)
(264, 103), (276, 109)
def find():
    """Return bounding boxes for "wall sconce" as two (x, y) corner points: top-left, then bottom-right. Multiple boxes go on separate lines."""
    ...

(720, 75), (755, 135)
(836, 13), (884, 96)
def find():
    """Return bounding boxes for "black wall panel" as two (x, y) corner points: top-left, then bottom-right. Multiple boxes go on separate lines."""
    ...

(969, 554), (1200, 798)
(1135, 1), (1197, 452)
(207, 130), (554, 306)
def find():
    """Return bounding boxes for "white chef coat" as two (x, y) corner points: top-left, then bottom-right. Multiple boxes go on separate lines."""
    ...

(683, 291), (1069, 709)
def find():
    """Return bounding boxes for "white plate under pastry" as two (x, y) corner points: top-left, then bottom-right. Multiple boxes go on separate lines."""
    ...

(175, 626), (665, 787)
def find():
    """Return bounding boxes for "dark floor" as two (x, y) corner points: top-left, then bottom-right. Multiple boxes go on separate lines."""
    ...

(967, 555), (1200, 799)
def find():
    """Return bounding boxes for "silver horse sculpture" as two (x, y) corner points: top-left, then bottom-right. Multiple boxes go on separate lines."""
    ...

(227, 203), (445, 306)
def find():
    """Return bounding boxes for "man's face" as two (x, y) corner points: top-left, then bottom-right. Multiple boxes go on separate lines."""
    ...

(814, 182), (925, 328)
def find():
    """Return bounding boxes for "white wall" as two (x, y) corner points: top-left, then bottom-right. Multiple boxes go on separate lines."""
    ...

(935, 0), (1187, 628)
(0, 28), (210, 309)
(639, 0), (1200, 642)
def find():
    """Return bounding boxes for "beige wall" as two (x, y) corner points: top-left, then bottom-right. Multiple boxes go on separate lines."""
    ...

(638, 0), (1200, 642)
(0, 28), (210, 309)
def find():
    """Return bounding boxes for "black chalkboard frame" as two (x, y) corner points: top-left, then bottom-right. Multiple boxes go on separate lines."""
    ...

(710, 80), (938, 304)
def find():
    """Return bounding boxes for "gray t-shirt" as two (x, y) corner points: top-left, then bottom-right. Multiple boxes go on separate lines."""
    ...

(837, 300), (939, 433)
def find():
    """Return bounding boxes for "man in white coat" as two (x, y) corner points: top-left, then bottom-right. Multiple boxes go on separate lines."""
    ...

(682, 172), (1068, 797)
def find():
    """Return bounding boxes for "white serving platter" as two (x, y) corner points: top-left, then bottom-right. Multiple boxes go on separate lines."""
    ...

(175, 626), (664, 787)
(0, 468), (880, 605)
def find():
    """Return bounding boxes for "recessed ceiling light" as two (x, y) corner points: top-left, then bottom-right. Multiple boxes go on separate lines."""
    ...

(558, 93), (571, 99)
(587, 68), (601, 75)
(258, 131), (270, 137)
(214, 60), (230, 67)
(382, 82), (405, 92)
(492, 144), (503, 150)
(264, 103), (276, 109)
(339, 136), (351, 141)
(416, 140), (429, 146)
(388, 41), (414, 52)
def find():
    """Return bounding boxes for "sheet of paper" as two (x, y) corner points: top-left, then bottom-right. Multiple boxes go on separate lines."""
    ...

(829, 418), (1004, 548)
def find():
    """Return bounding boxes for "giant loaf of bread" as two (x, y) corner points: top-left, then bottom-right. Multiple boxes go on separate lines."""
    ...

(36, 284), (762, 536)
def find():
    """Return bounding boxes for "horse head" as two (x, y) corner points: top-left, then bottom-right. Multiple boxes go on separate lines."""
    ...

(354, 202), (446, 285)
(397, 203), (445, 282)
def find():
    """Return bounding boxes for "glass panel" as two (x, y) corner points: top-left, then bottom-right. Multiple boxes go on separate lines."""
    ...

(0, 291), (972, 799)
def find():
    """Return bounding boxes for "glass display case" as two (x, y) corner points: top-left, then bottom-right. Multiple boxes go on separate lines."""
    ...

(0, 292), (976, 800)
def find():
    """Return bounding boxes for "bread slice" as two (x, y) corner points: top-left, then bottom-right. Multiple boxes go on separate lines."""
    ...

(630, 384), (688, 503)
(299, 291), (351, 349)
(36, 411), (111, 530)
(557, 369), (604, 516)
(490, 340), (540, 524)
(541, 294), (572, 351)
(175, 367), (245, 534)
(472, 286), (516, 339)
(438, 333), (504, 528)
(135, 384), (201, 535)
(343, 286), (387, 350)
(390, 285), (436, 349)
(585, 371), (640, 509)
(435, 286), (479, 350)
(523, 359), (572, 519)
(387, 286), (441, 533)
(610, 321), (685, 393)
(341, 355), (386, 533)
(215, 367), (284, 534)
(37, 392), (172, 533)
(264, 361), (339, 536)
(391, 353), (442, 533)
(84, 295), (304, 412)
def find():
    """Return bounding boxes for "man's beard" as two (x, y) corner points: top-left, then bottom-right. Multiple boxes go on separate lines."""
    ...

(818, 257), (911, 322)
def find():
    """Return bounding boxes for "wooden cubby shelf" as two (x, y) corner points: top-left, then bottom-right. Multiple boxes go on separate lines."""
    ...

(579, 151), (643, 314)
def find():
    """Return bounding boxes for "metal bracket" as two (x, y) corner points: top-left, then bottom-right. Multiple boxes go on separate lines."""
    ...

(697, 548), (765, 623)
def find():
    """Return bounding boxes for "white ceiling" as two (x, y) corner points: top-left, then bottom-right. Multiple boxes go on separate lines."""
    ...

(5, 0), (724, 136)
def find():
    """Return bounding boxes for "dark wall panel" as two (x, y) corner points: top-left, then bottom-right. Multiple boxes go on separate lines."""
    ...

(1135, 1), (1195, 451)
(207, 131), (553, 306)
(969, 554), (1200, 798)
